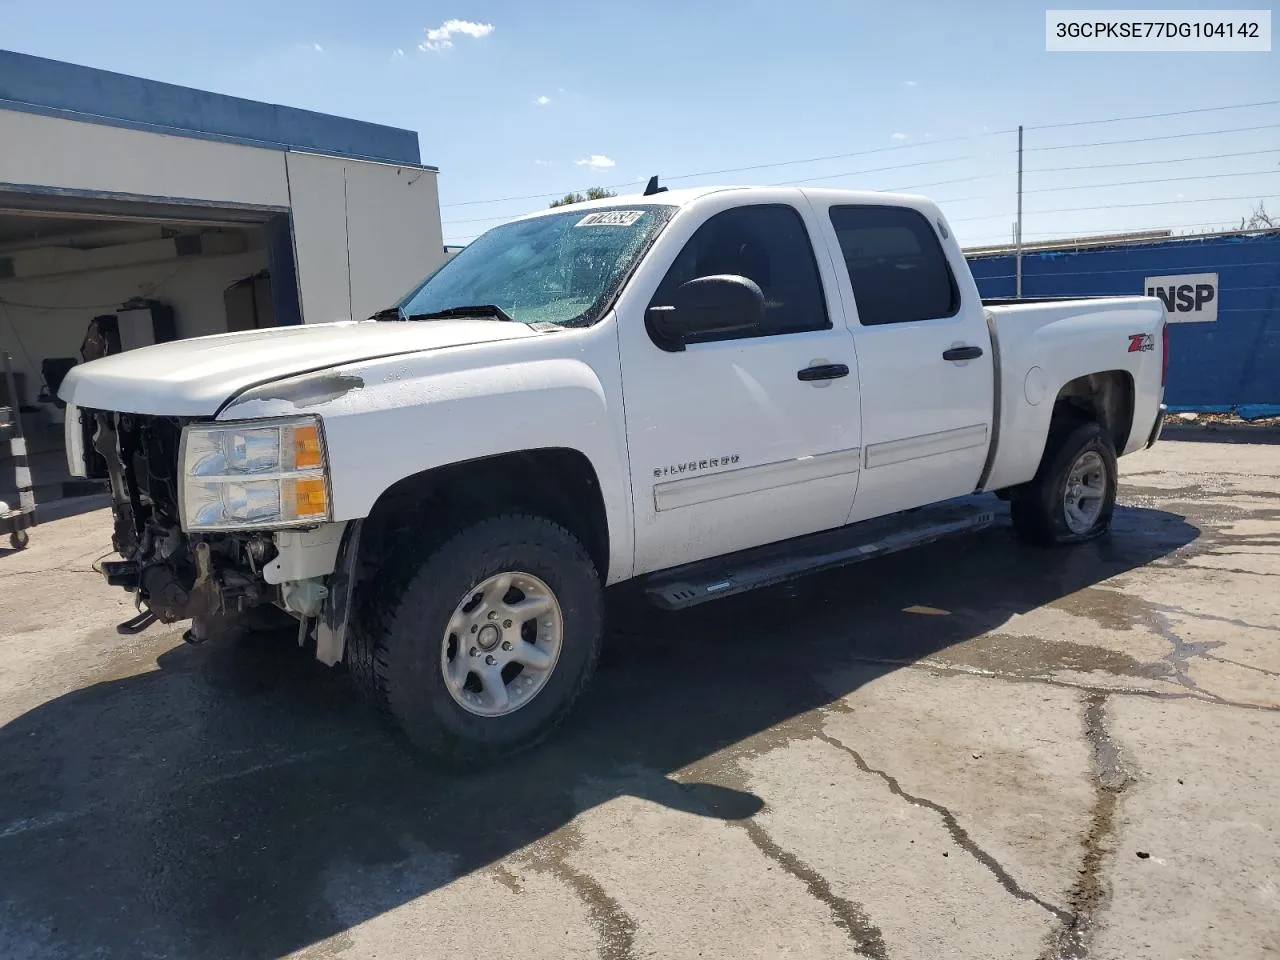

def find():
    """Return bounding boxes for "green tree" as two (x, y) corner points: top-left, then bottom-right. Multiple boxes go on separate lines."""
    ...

(549, 187), (617, 208)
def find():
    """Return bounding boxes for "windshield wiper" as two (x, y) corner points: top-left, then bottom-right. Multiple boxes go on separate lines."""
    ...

(405, 304), (518, 323)
(369, 306), (405, 321)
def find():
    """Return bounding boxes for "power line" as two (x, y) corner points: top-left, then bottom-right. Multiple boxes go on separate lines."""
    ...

(1024, 169), (1280, 195)
(1026, 99), (1280, 130)
(441, 99), (1280, 215)
(1026, 147), (1278, 174)
(442, 155), (1003, 226)
(441, 130), (1016, 208)
(1026, 122), (1280, 152)
(961, 216), (1268, 245)
(1030, 193), (1278, 216)
(952, 192), (1277, 226)
(775, 155), (973, 186)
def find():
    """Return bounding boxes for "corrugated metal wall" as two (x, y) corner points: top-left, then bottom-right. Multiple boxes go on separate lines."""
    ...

(967, 232), (1280, 418)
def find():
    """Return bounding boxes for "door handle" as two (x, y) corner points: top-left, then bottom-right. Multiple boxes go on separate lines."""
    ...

(942, 345), (984, 362)
(797, 363), (850, 382)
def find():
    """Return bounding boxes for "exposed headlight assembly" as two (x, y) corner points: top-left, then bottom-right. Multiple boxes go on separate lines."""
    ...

(179, 416), (331, 531)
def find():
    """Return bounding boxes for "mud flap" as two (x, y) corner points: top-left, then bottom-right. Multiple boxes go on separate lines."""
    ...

(315, 519), (362, 666)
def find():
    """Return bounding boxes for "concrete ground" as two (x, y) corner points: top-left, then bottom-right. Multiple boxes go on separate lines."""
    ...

(0, 435), (1276, 960)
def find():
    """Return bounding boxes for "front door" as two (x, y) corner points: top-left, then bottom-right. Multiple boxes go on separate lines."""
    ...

(811, 199), (994, 522)
(616, 196), (862, 575)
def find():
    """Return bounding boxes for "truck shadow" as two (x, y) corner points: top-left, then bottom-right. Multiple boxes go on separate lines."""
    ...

(0, 502), (1199, 959)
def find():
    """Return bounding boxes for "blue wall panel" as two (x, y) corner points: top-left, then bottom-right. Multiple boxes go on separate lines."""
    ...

(0, 49), (424, 167)
(967, 232), (1280, 417)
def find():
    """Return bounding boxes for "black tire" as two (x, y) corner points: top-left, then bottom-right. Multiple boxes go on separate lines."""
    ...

(1011, 421), (1117, 546)
(349, 514), (603, 765)
(8, 529), (29, 550)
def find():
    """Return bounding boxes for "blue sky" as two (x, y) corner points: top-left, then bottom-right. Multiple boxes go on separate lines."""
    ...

(2, 0), (1275, 246)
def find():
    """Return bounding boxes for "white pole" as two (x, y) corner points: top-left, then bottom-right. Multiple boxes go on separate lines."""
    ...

(1015, 124), (1024, 298)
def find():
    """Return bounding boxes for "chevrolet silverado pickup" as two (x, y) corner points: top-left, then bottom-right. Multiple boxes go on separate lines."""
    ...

(59, 185), (1169, 763)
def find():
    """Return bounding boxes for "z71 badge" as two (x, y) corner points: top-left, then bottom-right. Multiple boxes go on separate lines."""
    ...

(1127, 333), (1154, 353)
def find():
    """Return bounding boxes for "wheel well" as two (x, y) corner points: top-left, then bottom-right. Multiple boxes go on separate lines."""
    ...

(359, 448), (611, 581)
(1050, 371), (1135, 452)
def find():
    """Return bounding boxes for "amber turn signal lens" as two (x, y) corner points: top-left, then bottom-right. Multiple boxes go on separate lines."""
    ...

(287, 477), (329, 519)
(293, 424), (324, 470)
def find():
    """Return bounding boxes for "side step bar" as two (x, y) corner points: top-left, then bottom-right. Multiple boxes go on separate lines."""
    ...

(643, 496), (997, 611)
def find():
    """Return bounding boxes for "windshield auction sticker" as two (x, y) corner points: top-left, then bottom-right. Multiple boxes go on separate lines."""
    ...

(1046, 10), (1271, 50)
(576, 211), (645, 227)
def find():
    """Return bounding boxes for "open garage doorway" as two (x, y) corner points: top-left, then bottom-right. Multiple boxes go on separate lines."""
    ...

(0, 191), (302, 505)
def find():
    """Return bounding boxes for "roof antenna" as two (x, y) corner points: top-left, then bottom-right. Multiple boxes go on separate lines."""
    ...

(643, 175), (668, 196)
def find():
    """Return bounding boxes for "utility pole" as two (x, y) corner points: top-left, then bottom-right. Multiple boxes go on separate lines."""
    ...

(1015, 124), (1024, 298)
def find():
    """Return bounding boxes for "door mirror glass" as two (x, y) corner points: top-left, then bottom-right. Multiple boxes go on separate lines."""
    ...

(645, 274), (765, 351)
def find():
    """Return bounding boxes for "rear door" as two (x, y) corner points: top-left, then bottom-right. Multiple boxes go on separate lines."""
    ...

(616, 194), (862, 575)
(809, 198), (994, 521)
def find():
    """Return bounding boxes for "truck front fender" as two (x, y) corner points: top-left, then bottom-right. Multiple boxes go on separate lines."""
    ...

(220, 344), (635, 583)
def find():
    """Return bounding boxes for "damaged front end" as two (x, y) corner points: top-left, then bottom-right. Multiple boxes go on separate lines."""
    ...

(84, 410), (353, 653)
(91, 411), (277, 639)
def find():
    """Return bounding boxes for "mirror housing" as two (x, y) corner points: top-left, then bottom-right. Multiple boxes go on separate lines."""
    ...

(645, 275), (765, 352)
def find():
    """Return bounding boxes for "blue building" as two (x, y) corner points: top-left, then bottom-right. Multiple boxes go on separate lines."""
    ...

(967, 230), (1280, 419)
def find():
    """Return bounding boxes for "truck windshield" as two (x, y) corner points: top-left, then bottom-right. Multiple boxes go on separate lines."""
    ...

(399, 205), (676, 328)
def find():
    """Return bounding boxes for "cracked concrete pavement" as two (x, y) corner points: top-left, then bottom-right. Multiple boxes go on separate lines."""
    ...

(0, 434), (1277, 959)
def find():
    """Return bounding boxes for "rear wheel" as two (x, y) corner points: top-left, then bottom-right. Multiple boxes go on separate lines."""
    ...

(8, 529), (28, 550)
(351, 514), (603, 765)
(1011, 421), (1117, 546)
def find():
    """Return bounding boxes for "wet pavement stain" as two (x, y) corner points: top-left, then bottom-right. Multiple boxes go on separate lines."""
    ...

(672, 730), (890, 960)
(521, 828), (639, 960)
(1144, 607), (1228, 698)
(1039, 693), (1135, 960)
(1050, 587), (1147, 632)
(813, 726), (1072, 925)
(1147, 601), (1280, 637)
(1122, 482), (1280, 503)
(738, 813), (890, 960)
(930, 633), (1169, 682)
(1202, 655), (1280, 679)
(490, 864), (525, 895)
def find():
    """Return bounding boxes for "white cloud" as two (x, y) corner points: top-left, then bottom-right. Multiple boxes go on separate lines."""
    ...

(903, 80), (917, 86)
(575, 154), (616, 169)
(891, 132), (908, 140)
(312, 42), (324, 53)
(393, 48), (405, 58)
(534, 95), (551, 105)
(534, 159), (552, 166)
(420, 19), (495, 52)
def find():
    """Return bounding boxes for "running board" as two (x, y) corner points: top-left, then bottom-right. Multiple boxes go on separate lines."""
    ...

(643, 497), (997, 611)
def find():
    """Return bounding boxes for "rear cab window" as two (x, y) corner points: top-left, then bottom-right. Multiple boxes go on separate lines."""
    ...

(828, 205), (960, 325)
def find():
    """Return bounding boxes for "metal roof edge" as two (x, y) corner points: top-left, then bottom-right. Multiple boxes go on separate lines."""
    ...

(0, 49), (429, 168)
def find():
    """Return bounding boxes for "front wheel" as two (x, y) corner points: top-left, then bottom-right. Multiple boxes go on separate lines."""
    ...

(1011, 421), (1118, 546)
(356, 514), (603, 765)
(8, 529), (28, 550)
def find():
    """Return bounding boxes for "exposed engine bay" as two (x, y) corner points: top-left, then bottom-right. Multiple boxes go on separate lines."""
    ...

(86, 410), (280, 638)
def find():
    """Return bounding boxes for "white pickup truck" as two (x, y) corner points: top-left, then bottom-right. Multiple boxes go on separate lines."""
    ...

(60, 184), (1168, 763)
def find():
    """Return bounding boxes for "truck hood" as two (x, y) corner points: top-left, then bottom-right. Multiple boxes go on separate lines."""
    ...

(59, 319), (539, 416)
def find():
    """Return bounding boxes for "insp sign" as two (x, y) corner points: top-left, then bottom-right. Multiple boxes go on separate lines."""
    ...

(1144, 272), (1218, 323)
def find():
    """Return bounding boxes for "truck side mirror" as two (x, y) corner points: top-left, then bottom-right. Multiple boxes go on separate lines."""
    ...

(645, 275), (765, 352)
